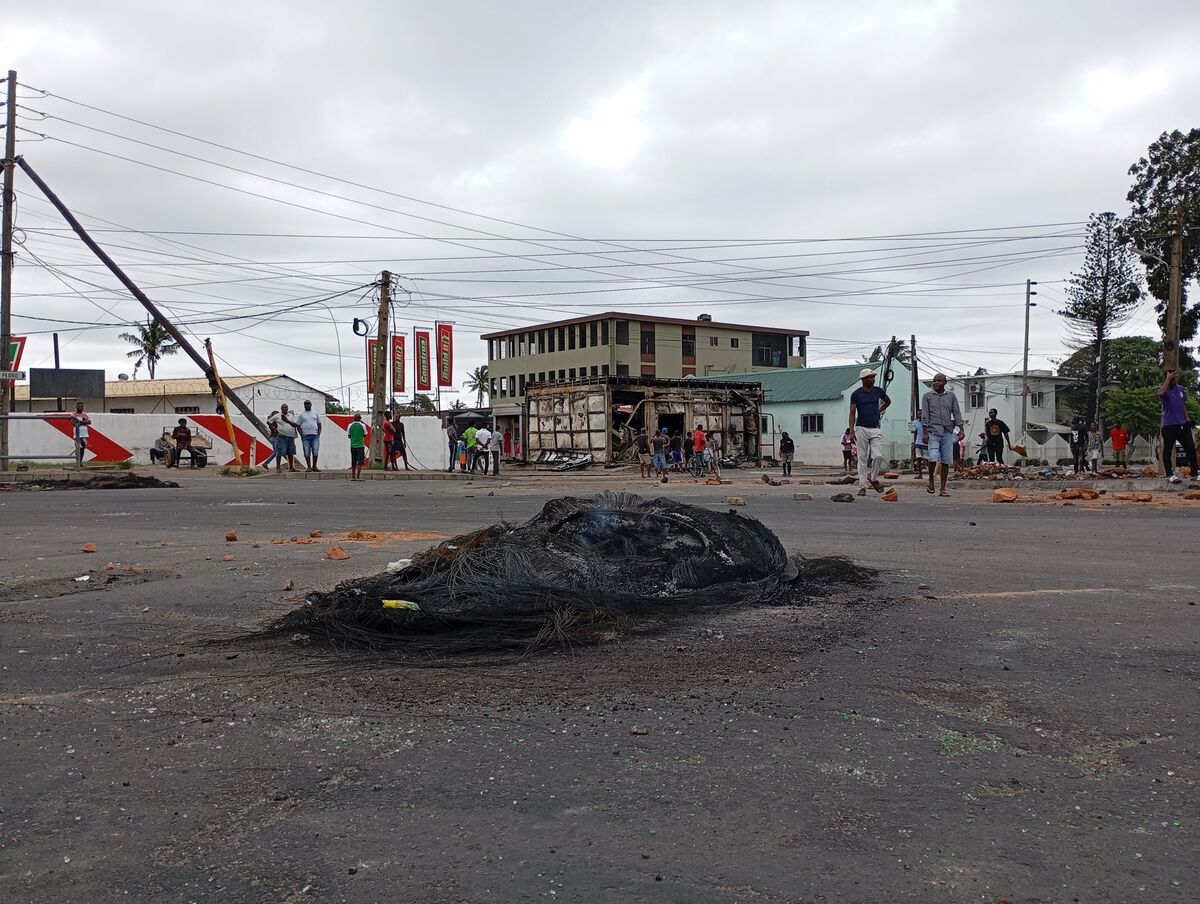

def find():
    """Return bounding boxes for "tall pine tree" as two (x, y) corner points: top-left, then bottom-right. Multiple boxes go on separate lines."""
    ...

(1059, 212), (1142, 425)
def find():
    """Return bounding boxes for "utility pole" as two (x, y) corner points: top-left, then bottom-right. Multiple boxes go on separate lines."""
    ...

(17, 157), (272, 440)
(909, 334), (918, 419)
(1, 70), (18, 471)
(370, 271), (390, 466)
(1020, 279), (1037, 438)
(205, 338), (245, 466)
(1164, 205), (1185, 373)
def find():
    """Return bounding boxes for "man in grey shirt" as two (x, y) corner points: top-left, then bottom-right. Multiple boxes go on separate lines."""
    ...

(922, 373), (963, 497)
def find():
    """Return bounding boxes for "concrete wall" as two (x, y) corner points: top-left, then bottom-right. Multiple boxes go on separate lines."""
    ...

(4, 413), (449, 471)
(16, 376), (328, 418)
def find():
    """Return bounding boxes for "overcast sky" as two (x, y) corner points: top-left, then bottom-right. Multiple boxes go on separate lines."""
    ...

(3, 1), (1198, 406)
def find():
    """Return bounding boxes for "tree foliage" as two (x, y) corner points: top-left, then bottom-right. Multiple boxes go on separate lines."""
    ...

(463, 365), (489, 408)
(1124, 128), (1200, 367)
(1103, 386), (1200, 442)
(118, 318), (179, 379)
(861, 337), (910, 366)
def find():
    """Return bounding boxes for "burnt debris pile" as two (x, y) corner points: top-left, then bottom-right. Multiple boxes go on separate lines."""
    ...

(272, 492), (875, 659)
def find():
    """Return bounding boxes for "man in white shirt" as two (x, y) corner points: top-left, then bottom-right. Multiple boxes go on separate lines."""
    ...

(473, 425), (493, 475)
(296, 400), (323, 472)
(70, 401), (91, 468)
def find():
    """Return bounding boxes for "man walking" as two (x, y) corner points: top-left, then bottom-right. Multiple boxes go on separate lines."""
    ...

(296, 399), (322, 472)
(394, 417), (412, 471)
(1068, 417), (1088, 475)
(1108, 419), (1129, 467)
(445, 420), (458, 472)
(464, 421), (479, 472)
(651, 428), (669, 482)
(1158, 369), (1198, 484)
(982, 408), (1012, 464)
(922, 372), (963, 497)
(848, 368), (891, 496)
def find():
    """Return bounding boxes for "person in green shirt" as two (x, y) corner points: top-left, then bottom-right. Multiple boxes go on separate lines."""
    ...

(463, 422), (479, 472)
(347, 413), (367, 481)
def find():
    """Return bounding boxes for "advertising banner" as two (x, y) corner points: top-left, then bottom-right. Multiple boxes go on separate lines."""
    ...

(391, 335), (406, 395)
(436, 323), (453, 387)
(366, 338), (379, 394)
(415, 331), (432, 392)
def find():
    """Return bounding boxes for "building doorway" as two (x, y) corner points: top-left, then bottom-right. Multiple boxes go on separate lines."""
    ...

(657, 412), (684, 437)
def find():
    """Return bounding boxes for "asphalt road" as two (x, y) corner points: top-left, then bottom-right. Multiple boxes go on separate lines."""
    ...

(0, 473), (1196, 903)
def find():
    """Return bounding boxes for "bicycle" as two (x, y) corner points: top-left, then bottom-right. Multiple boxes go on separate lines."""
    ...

(688, 454), (706, 478)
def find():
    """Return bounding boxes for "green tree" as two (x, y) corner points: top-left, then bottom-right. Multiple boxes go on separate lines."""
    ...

(1124, 128), (1200, 368)
(860, 337), (911, 366)
(1058, 336), (1165, 397)
(118, 318), (179, 379)
(449, 399), (467, 411)
(1103, 386), (1200, 445)
(325, 400), (350, 414)
(463, 365), (489, 408)
(392, 394), (436, 415)
(1058, 212), (1143, 425)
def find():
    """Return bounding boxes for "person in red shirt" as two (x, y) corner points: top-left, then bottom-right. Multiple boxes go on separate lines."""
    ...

(692, 424), (707, 455)
(382, 413), (398, 471)
(1108, 420), (1130, 467)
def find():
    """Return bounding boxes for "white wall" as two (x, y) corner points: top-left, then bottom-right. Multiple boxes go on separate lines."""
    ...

(4, 413), (450, 471)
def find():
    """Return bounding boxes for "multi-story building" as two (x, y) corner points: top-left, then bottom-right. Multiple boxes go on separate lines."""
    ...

(483, 312), (808, 417)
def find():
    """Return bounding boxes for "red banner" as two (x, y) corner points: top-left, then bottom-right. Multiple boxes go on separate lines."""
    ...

(436, 323), (453, 387)
(366, 338), (379, 394)
(415, 331), (432, 391)
(391, 335), (406, 395)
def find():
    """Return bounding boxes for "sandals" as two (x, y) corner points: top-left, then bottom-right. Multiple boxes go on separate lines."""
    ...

(939, 491), (951, 497)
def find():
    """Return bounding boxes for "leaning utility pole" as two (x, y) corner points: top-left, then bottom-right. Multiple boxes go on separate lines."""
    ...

(1020, 279), (1037, 437)
(369, 271), (391, 466)
(0, 70), (18, 471)
(1164, 205), (1185, 374)
(16, 157), (272, 440)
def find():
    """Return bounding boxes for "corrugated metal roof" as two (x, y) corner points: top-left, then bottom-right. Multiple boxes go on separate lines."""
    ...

(702, 363), (881, 403)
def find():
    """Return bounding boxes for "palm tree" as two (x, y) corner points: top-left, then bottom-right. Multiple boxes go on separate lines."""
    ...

(119, 318), (180, 379)
(464, 365), (489, 408)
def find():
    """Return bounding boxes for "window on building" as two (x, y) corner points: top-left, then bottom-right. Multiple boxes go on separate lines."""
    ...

(682, 332), (696, 358)
(709, 336), (719, 347)
(538, 372), (545, 384)
(801, 414), (824, 433)
(615, 320), (629, 345)
(640, 324), (655, 356)
(499, 377), (508, 396)
(790, 336), (806, 357)
(174, 406), (200, 414)
(559, 327), (566, 350)
(730, 337), (740, 349)
(1030, 391), (1045, 408)
(537, 331), (546, 354)
(641, 365), (656, 378)
(519, 374), (526, 395)
(601, 321), (610, 345)
(110, 407), (134, 414)
(616, 364), (629, 377)
(590, 322), (599, 346)
(568, 327), (576, 350)
(548, 330), (556, 353)
(569, 368), (576, 379)
(518, 335), (525, 357)
(969, 385), (985, 408)
(761, 416), (769, 433)
(602, 364), (610, 376)
(590, 365), (599, 377)
(558, 369), (566, 381)
(579, 324), (587, 349)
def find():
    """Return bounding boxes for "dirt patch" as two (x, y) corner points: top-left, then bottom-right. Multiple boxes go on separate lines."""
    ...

(0, 474), (180, 491)
(0, 567), (178, 603)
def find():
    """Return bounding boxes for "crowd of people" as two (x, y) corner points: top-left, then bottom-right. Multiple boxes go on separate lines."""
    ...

(444, 420), (503, 476)
(632, 423), (723, 482)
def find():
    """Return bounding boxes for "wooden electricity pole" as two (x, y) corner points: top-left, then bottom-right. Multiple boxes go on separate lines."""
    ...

(369, 271), (391, 466)
(0, 70), (18, 471)
(910, 334), (918, 419)
(1164, 205), (1185, 373)
(16, 157), (272, 440)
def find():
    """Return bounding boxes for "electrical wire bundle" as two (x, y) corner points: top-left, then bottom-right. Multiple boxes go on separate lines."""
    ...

(267, 492), (876, 662)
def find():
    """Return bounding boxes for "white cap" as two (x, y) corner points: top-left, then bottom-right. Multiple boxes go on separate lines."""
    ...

(859, 368), (874, 379)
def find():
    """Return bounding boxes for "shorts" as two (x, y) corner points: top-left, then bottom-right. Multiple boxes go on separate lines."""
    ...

(842, 449), (852, 461)
(638, 452), (651, 465)
(913, 446), (927, 460)
(671, 450), (683, 464)
(782, 451), (794, 462)
(276, 435), (296, 457)
(392, 439), (406, 455)
(652, 452), (668, 471)
(350, 447), (365, 466)
(1113, 448), (1127, 463)
(928, 428), (956, 465)
(301, 434), (320, 456)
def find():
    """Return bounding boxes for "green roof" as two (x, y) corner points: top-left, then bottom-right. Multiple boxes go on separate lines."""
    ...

(702, 363), (882, 403)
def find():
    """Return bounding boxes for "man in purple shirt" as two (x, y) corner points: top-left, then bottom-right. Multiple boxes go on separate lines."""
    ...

(1158, 369), (1197, 484)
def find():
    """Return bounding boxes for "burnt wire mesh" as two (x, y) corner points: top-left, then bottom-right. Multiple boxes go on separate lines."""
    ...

(269, 492), (874, 659)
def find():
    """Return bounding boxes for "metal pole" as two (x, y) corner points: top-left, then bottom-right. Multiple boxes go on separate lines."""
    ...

(1021, 279), (1036, 437)
(0, 70), (18, 471)
(15, 157), (273, 441)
